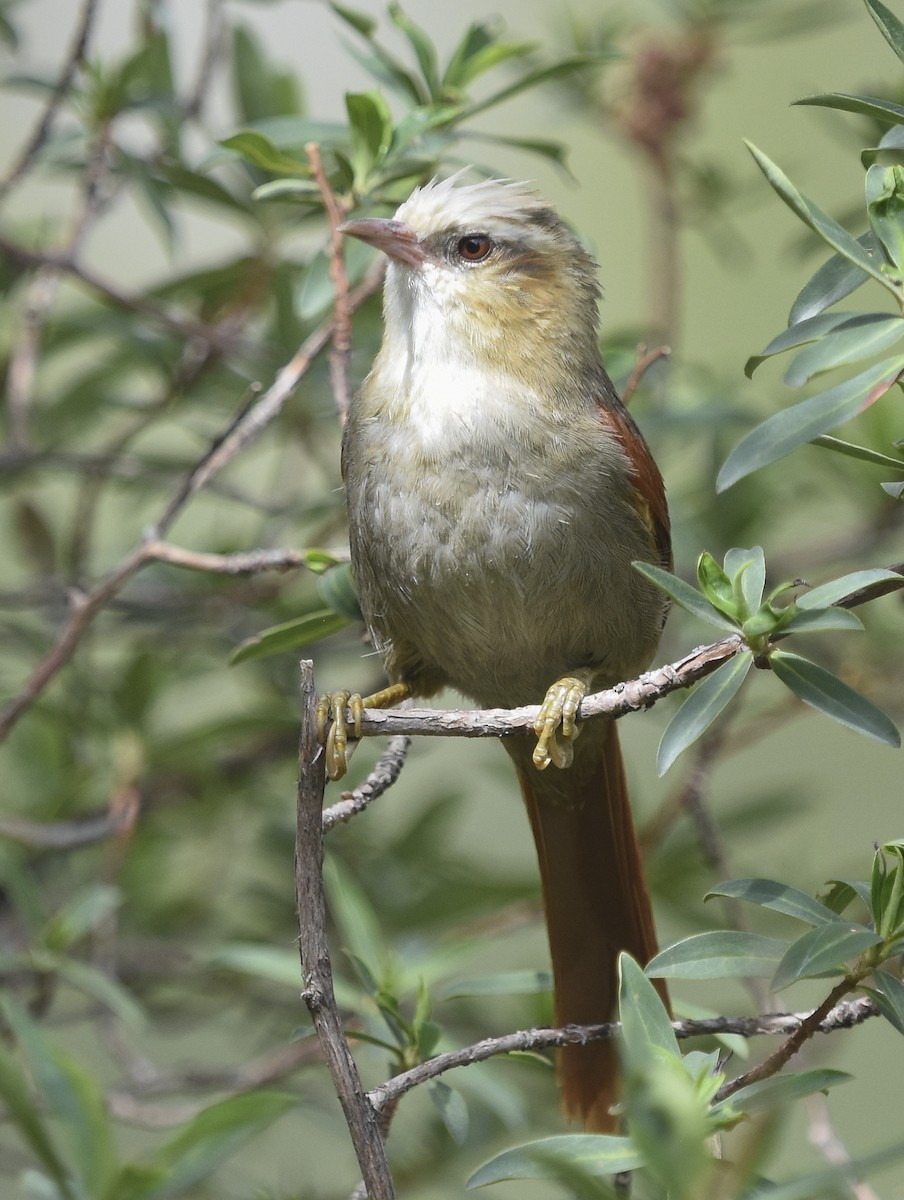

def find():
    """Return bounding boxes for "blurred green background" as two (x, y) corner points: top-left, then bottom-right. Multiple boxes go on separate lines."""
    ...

(1, 1), (902, 1197)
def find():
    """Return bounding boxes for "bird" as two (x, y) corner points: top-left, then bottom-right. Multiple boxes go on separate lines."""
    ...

(319, 172), (671, 1132)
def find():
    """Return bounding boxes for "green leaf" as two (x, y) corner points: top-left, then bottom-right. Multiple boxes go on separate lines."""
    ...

(657, 652), (752, 775)
(797, 567), (904, 609)
(618, 953), (680, 1068)
(706, 879), (841, 926)
(746, 311), (862, 377)
(744, 1141), (904, 1200)
(230, 609), (350, 665)
(441, 970), (552, 1000)
(771, 922), (882, 990)
(632, 561), (740, 632)
(779, 606), (865, 634)
(467, 1134), (642, 1188)
(745, 141), (896, 291)
(646, 932), (787, 980)
(789, 234), (878, 325)
(717, 355), (904, 490)
(2, 998), (115, 1198)
(317, 563), (363, 621)
(867, 164), (904, 270)
(783, 315), (904, 387)
(769, 649), (901, 746)
(146, 1092), (296, 1198)
(459, 54), (606, 121)
(866, 968), (904, 1035)
(724, 546), (766, 616)
(346, 90), (393, 183)
(389, 4), (440, 97)
(329, 1), (377, 36)
(204, 943), (301, 989)
(812, 434), (904, 468)
(442, 25), (536, 92)
(232, 26), (301, 123)
(866, 0), (904, 62)
(719, 1069), (851, 1116)
(796, 91), (904, 125)
(42, 884), (121, 952)
(428, 1080), (469, 1144)
(0, 1039), (76, 1199)
(48, 956), (147, 1031)
(696, 551), (737, 618)
(219, 131), (310, 175)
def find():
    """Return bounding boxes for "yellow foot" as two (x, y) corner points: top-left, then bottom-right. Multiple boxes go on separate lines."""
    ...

(533, 674), (592, 770)
(316, 681), (412, 781)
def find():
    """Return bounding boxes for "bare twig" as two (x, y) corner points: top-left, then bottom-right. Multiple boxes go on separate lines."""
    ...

(367, 996), (878, 1114)
(0, 269), (384, 744)
(322, 736), (412, 832)
(184, 0), (226, 121)
(145, 542), (312, 577)
(621, 344), (671, 405)
(0, 0), (100, 198)
(308, 143), (354, 424)
(295, 662), (395, 1199)
(714, 977), (859, 1103)
(0, 791), (139, 849)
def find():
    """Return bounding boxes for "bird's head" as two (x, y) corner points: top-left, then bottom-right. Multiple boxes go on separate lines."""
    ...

(340, 174), (604, 386)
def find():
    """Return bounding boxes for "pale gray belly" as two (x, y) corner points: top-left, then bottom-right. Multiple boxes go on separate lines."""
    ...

(349, 462), (661, 708)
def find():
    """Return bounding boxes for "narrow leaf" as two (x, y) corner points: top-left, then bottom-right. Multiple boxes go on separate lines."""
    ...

(230, 610), (350, 665)
(0, 1041), (75, 1199)
(771, 923), (881, 990)
(657, 652), (752, 775)
(770, 650), (901, 746)
(632, 562), (740, 631)
(721, 1069), (851, 1116)
(812, 435), (904, 468)
(618, 953), (680, 1067)
(725, 546), (766, 616)
(796, 92), (904, 126)
(783, 315), (904, 387)
(866, 0), (904, 62)
(467, 1134), (642, 1188)
(706, 879), (841, 925)
(789, 234), (878, 325)
(745, 311), (856, 377)
(441, 971), (551, 1000)
(866, 969), (904, 1035)
(428, 1080), (469, 1144)
(745, 142), (894, 290)
(646, 932), (787, 980)
(797, 567), (904, 609)
(779, 607), (864, 635)
(717, 356), (904, 490)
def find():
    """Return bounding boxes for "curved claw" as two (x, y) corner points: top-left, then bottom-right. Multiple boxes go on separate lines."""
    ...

(318, 689), (364, 780)
(317, 681), (412, 781)
(532, 676), (588, 771)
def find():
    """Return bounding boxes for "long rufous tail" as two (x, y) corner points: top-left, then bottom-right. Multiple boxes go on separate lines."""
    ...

(506, 719), (665, 1132)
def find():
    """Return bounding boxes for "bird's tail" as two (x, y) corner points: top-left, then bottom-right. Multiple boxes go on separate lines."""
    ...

(506, 720), (665, 1132)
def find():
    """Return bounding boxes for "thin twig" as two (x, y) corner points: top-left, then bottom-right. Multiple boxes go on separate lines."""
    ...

(714, 977), (859, 1103)
(322, 736), (412, 832)
(295, 662), (396, 1199)
(0, 268), (384, 744)
(621, 344), (671, 405)
(0, 791), (139, 849)
(307, 142), (354, 424)
(367, 996), (878, 1114)
(0, 0), (100, 198)
(145, 542), (312, 576)
(184, 0), (226, 121)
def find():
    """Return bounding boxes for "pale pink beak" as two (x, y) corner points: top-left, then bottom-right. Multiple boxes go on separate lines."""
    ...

(339, 217), (426, 267)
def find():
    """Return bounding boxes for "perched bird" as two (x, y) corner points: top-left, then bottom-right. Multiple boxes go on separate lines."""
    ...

(321, 173), (671, 1131)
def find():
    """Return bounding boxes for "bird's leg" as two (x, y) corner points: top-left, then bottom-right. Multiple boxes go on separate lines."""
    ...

(316, 681), (412, 780)
(533, 671), (595, 770)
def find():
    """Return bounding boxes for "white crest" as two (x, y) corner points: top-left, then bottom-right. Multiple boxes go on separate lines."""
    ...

(394, 171), (551, 237)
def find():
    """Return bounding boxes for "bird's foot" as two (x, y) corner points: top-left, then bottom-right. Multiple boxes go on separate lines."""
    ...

(317, 681), (411, 780)
(533, 674), (592, 770)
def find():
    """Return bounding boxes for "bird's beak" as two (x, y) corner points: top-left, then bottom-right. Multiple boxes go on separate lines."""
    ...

(339, 217), (426, 267)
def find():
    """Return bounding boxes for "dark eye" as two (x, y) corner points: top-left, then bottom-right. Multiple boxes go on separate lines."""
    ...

(457, 234), (493, 262)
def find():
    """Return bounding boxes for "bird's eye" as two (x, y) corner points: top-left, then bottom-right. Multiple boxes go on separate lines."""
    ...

(456, 234), (493, 262)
